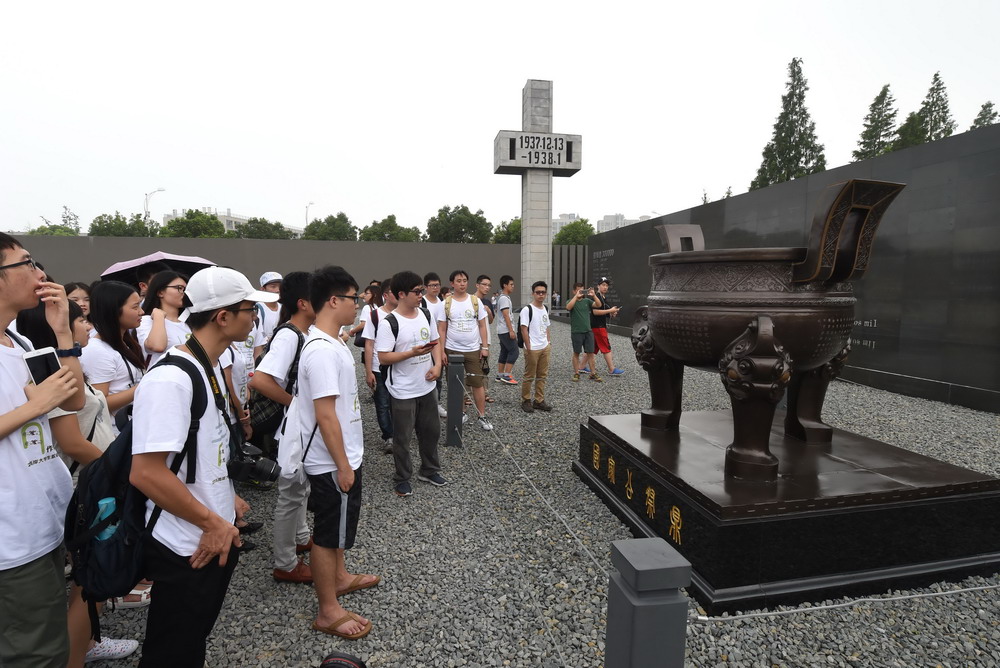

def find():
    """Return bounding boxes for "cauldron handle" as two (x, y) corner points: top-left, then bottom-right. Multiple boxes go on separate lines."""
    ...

(793, 180), (905, 283)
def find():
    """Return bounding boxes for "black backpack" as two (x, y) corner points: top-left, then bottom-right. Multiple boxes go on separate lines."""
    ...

(516, 304), (547, 348)
(65, 355), (207, 641)
(378, 307), (432, 384)
(249, 322), (305, 441)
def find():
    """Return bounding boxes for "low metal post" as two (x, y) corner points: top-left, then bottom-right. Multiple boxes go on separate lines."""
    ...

(605, 537), (691, 668)
(445, 354), (465, 447)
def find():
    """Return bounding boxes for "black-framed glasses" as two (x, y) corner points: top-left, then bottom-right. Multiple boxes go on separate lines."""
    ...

(165, 285), (186, 293)
(0, 257), (37, 271)
(332, 294), (361, 303)
(407, 287), (427, 295)
(229, 306), (258, 313)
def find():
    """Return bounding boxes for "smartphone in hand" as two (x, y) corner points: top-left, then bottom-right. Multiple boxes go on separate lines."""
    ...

(23, 347), (62, 385)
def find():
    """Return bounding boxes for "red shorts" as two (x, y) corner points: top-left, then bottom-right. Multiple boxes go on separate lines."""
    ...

(592, 327), (611, 354)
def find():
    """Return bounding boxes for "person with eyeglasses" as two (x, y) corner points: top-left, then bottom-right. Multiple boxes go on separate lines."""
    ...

(519, 281), (553, 413)
(137, 271), (191, 369)
(0, 233), (86, 668)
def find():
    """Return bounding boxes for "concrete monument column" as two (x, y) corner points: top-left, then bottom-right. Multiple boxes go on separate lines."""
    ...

(495, 79), (581, 307)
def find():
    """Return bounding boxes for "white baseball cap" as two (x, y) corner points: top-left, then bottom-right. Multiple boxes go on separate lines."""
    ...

(183, 267), (278, 318)
(259, 271), (282, 287)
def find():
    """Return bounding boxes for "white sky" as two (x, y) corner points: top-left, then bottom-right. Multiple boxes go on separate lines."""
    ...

(1, 0), (997, 234)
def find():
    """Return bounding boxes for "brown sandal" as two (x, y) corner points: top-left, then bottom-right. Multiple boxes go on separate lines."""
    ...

(312, 613), (371, 639)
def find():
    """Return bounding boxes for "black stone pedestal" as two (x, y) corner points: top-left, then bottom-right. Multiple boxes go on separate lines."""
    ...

(575, 412), (1000, 615)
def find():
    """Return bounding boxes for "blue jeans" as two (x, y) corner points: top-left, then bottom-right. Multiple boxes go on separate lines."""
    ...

(374, 371), (393, 440)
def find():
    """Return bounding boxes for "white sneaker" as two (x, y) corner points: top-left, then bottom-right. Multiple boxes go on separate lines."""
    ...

(438, 404), (447, 418)
(85, 638), (139, 663)
(461, 413), (469, 424)
(478, 416), (493, 431)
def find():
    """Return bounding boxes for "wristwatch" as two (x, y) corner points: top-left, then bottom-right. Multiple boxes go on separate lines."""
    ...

(56, 343), (83, 358)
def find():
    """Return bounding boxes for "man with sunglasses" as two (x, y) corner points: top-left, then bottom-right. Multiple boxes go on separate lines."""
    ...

(130, 266), (278, 666)
(0, 233), (85, 667)
(519, 281), (553, 413)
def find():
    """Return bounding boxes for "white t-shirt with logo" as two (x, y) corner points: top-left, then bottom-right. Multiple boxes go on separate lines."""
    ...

(360, 306), (392, 373)
(442, 295), (487, 352)
(221, 345), (250, 409)
(137, 315), (191, 368)
(496, 294), (513, 335)
(376, 308), (439, 400)
(298, 330), (364, 475)
(132, 349), (235, 557)
(79, 338), (142, 413)
(0, 339), (74, 569)
(235, 321), (265, 375)
(519, 304), (551, 350)
(256, 325), (302, 390)
(50, 383), (116, 473)
(256, 303), (281, 344)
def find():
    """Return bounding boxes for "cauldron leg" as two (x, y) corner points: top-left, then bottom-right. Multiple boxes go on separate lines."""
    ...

(719, 315), (792, 482)
(632, 306), (682, 430)
(643, 357), (684, 430)
(784, 345), (849, 443)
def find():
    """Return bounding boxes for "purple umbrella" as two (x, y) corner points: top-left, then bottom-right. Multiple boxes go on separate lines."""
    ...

(100, 251), (217, 285)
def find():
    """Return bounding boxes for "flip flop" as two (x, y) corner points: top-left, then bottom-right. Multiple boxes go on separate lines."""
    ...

(312, 613), (372, 640)
(485, 396), (496, 403)
(337, 573), (381, 597)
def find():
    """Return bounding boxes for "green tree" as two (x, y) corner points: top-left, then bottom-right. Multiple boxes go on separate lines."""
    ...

(159, 209), (226, 238)
(230, 217), (295, 240)
(89, 212), (157, 237)
(891, 111), (929, 151)
(970, 101), (998, 130)
(358, 214), (423, 242)
(491, 218), (521, 244)
(724, 186), (733, 198)
(552, 218), (594, 245)
(700, 190), (710, 205)
(301, 212), (357, 241)
(61, 206), (81, 234)
(27, 222), (77, 236)
(749, 57), (826, 191)
(852, 84), (898, 161)
(918, 72), (957, 141)
(425, 205), (492, 243)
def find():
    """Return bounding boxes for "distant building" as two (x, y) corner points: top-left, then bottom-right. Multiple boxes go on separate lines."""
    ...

(595, 213), (654, 234)
(163, 208), (303, 237)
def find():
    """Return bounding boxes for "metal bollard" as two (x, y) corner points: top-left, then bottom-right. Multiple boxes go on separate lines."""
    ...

(445, 354), (465, 447)
(605, 537), (691, 668)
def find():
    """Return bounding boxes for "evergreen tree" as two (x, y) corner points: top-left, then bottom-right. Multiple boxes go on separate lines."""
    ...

(552, 218), (594, 245)
(229, 217), (295, 240)
(358, 214), (423, 242)
(918, 71), (957, 141)
(852, 84), (898, 161)
(425, 205), (492, 243)
(160, 209), (226, 238)
(491, 218), (521, 244)
(749, 58), (826, 190)
(89, 212), (157, 237)
(302, 212), (358, 241)
(891, 111), (929, 151)
(970, 101), (998, 130)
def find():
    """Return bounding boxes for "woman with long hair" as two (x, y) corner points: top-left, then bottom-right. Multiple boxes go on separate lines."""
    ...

(80, 280), (145, 419)
(15, 300), (140, 665)
(137, 271), (190, 367)
(64, 281), (92, 318)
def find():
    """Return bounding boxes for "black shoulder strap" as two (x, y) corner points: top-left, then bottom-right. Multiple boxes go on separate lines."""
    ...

(282, 324), (307, 392)
(370, 307), (381, 336)
(149, 355), (208, 485)
(420, 306), (432, 326)
(5, 328), (30, 351)
(384, 313), (399, 342)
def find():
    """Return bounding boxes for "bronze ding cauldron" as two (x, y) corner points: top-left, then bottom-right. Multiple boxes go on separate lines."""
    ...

(631, 179), (905, 482)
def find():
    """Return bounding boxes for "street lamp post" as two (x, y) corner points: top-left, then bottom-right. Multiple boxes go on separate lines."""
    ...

(144, 187), (166, 221)
(305, 201), (315, 227)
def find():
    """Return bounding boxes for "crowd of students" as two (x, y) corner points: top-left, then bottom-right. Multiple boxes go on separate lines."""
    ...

(0, 230), (626, 667)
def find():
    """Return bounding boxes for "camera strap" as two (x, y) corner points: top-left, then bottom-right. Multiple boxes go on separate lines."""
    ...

(184, 334), (241, 448)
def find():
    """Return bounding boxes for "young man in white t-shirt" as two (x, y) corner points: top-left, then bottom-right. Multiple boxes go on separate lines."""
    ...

(298, 265), (378, 640)
(438, 269), (492, 430)
(250, 272), (317, 584)
(130, 266), (278, 666)
(256, 271), (283, 343)
(419, 272), (447, 416)
(363, 276), (397, 454)
(495, 275), (519, 385)
(519, 280), (553, 413)
(377, 270), (445, 497)
(0, 233), (85, 667)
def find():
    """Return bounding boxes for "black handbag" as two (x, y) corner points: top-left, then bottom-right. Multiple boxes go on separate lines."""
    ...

(249, 323), (304, 438)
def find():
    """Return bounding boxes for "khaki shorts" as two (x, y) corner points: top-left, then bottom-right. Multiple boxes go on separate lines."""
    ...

(446, 349), (486, 388)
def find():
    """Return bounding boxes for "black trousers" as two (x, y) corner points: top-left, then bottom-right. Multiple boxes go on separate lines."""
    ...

(139, 536), (239, 668)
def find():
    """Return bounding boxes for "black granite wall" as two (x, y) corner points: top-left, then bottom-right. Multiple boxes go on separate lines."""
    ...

(589, 125), (1000, 413)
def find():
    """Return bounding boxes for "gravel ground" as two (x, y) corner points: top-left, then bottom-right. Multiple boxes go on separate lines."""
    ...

(89, 321), (1000, 667)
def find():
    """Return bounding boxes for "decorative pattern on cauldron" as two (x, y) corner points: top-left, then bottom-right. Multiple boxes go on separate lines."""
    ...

(632, 180), (905, 482)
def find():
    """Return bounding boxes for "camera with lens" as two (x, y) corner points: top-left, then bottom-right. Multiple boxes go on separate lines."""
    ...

(228, 440), (280, 485)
